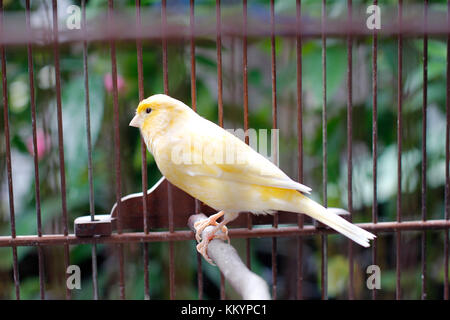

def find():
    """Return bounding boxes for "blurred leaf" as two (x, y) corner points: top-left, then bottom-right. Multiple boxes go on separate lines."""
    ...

(302, 42), (347, 108)
(327, 255), (349, 298)
(16, 277), (40, 300)
(61, 73), (105, 183)
(195, 54), (217, 70)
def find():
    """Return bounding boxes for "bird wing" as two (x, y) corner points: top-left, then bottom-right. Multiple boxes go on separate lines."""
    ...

(171, 122), (312, 194)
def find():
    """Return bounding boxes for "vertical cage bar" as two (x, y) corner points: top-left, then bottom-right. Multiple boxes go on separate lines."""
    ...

(217, 0), (223, 128)
(371, 0), (379, 301)
(82, 0), (95, 224)
(228, 21), (237, 297)
(188, 0), (201, 300)
(0, 0), (20, 299)
(161, 0), (175, 300)
(82, 0), (99, 300)
(220, 273), (225, 300)
(196, 253), (203, 300)
(242, 0), (252, 269)
(296, 0), (304, 300)
(135, 0), (150, 300)
(269, 0), (278, 300)
(190, 0), (204, 300)
(25, 0), (45, 300)
(445, 0), (450, 301)
(346, 0), (354, 300)
(52, 0), (71, 300)
(191, 0), (197, 115)
(108, 0), (126, 300)
(396, 0), (403, 300)
(421, 0), (428, 300)
(216, 0), (226, 300)
(321, 0), (328, 300)
(230, 37), (236, 107)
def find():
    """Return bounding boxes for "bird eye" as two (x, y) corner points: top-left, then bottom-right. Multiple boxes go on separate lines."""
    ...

(146, 108), (152, 114)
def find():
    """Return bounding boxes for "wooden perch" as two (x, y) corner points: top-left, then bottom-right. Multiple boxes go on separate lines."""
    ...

(188, 213), (271, 300)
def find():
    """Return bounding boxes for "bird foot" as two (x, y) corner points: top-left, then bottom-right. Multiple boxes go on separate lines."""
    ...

(196, 235), (215, 265)
(194, 212), (231, 265)
(193, 211), (227, 242)
(215, 227), (230, 245)
(196, 226), (231, 265)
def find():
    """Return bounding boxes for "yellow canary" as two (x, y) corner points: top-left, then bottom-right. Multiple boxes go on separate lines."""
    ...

(130, 94), (375, 264)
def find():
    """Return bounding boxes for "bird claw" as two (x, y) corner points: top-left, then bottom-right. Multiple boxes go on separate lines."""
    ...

(193, 219), (216, 242)
(196, 228), (230, 266)
(193, 211), (225, 242)
(196, 236), (215, 266)
(194, 211), (231, 265)
(215, 226), (230, 245)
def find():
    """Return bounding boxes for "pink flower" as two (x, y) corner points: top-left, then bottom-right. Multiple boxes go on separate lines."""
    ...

(26, 129), (51, 160)
(103, 72), (126, 93)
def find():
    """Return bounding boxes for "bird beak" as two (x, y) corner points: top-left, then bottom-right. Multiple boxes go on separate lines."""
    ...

(129, 114), (141, 128)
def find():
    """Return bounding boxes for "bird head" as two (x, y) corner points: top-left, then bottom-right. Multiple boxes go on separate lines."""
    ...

(129, 94), (192, 147)
(130, 94), (182, 128)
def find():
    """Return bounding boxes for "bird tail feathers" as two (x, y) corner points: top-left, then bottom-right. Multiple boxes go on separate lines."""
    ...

(293, 194), (376, 247)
